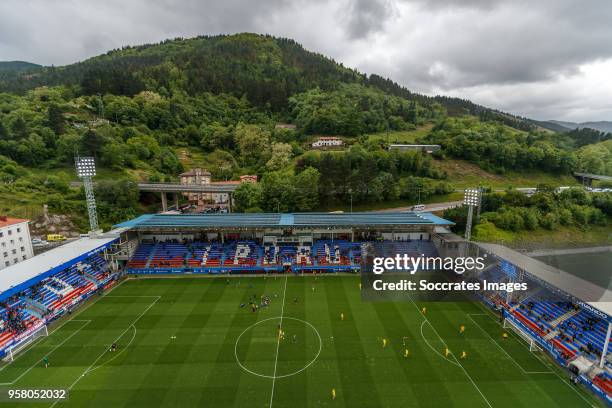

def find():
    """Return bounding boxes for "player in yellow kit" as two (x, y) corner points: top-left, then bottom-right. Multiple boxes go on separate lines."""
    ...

(444, 347), (450, 357)
(340, 312), (344, 321)
(459, 324), (465, 334)
(382, 338), (388, 348)
(404, 348), (410, 358)
(331, 388), (336, 400)
(460, 351), (467, 359)
(421, 307), (427, 315)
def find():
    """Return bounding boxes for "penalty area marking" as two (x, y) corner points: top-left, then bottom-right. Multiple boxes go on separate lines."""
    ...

(84, 324), (137, 375)
(49, 295), (161, 408)
(407, 295), (493, 408)
(234, 316), (322, 379)
(0, 319), (92, 385)
(419, 320), (460, 368)
(467, 314), (552, 375)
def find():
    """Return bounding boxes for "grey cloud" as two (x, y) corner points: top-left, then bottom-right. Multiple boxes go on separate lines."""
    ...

(387, 1), (612, 90)
(344, 0), (398, 39)
(0, 0), (610, 121)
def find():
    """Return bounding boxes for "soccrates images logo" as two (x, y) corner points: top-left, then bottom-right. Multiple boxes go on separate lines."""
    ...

(359, 242), (528, 302)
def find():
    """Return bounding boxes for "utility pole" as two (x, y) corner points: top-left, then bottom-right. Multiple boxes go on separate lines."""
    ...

(476, 186), (483, 221)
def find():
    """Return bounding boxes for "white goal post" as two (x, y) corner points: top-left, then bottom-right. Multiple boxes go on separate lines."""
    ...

(2, 324), (49, 363)
(503, 317), (543, 352)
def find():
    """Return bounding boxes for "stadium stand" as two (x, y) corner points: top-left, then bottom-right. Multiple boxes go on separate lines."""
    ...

(0, 251), (117, 358)
(477, 263), (612, 401)
(125, 239), (437, 274)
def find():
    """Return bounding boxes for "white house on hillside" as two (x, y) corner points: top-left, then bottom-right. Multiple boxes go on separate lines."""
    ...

(312, 136), (344, 148)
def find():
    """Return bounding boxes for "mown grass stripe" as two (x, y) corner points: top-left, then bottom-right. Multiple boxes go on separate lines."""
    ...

(324, 277), (383, 407)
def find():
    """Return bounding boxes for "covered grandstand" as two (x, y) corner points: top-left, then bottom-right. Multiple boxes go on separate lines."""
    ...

(114, 212), (451, 274)
(473, 243), (612, 401)
(0, 235), (120, 358)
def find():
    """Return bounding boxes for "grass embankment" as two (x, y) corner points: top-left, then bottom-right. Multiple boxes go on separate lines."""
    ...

(473, 221), (611, 250)
(366, 123), (435, 144)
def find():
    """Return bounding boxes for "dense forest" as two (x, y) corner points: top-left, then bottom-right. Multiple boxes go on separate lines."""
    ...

(444, 187), (612, 239)
(0, 33), (610, 233)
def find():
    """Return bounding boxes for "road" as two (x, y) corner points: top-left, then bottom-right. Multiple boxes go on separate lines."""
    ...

(375, 200), (463, 213)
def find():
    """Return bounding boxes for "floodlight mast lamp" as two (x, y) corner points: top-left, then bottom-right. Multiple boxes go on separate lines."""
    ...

(75, 156), (99, 234)
(463, 188), (480, 241)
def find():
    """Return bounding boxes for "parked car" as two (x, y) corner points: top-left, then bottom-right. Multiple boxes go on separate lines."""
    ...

(47, 234), (67, 242)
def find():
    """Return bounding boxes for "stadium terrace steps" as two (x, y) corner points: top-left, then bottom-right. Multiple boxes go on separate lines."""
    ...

(0, 331), (13, 348)
(593, 375), (612, 396)
(50, 283), (94, 311)
(488, 267), (609, 367)
(543, 330), (559, 341)
(551, 309), (581, 328)
(126, 239), (437, 272)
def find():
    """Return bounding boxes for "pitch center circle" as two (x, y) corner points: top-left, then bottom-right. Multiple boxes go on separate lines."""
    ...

(234, 316), (322, 379)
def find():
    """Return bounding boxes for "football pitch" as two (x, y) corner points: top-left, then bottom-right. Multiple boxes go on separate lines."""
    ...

(0, 275), (603, 407)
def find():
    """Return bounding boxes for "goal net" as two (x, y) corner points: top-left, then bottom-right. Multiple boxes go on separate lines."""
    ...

(3, 324), (49, 363)
(503, 317), (543, 352)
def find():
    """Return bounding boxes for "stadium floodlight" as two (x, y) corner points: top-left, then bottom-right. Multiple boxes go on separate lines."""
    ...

(75, 156), (97, 177)
(75, 156), (99, 234)
(463, 188), (480, 206)
(463, 188), (481, 241)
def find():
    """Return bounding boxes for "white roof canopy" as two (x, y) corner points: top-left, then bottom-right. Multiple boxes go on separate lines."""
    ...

(477, 243), (612, 317)
(0, 236), (117, 296)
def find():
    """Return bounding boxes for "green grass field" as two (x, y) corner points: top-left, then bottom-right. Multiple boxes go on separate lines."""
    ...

(0, 276), (603, 407)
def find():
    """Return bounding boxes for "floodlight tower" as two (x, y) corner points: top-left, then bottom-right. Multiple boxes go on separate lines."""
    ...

(75, 156), (99, 234)
(463, 188), (480, 241)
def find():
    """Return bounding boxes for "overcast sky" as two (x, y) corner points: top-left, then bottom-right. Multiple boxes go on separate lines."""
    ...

(1, 0), (611, 122)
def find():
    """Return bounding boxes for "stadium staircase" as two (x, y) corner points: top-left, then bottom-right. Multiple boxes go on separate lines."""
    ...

(551, 309), (580, 328)
(24, 307), (44, 320)
(23, 297), (47, 316)
(81, 273), (100, 287)
(543, 330), (559, 341)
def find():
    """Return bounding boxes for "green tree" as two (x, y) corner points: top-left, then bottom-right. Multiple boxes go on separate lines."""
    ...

(293, 167), (320, 211)
(200, 122), (234, 152)
(261, 172), (294, 212)
(81, 129), (106, 158)
(235, 123), (271, 167)
(95, 179), (140, 208)
(233, 182), (263, 212)
(46, 103), (65, 135)
(157, 148), (183, 175)
(266, 142), (293, 170)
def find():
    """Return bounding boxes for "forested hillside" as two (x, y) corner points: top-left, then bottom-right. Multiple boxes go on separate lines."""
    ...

(0, 61), (42, 72)
(0, 33), (609, 233)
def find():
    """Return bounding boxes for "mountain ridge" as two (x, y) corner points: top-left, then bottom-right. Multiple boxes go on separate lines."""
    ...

(547, 120), (612, 133)
(0, 61), (42, 72)
(0, 33), (541, 133)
